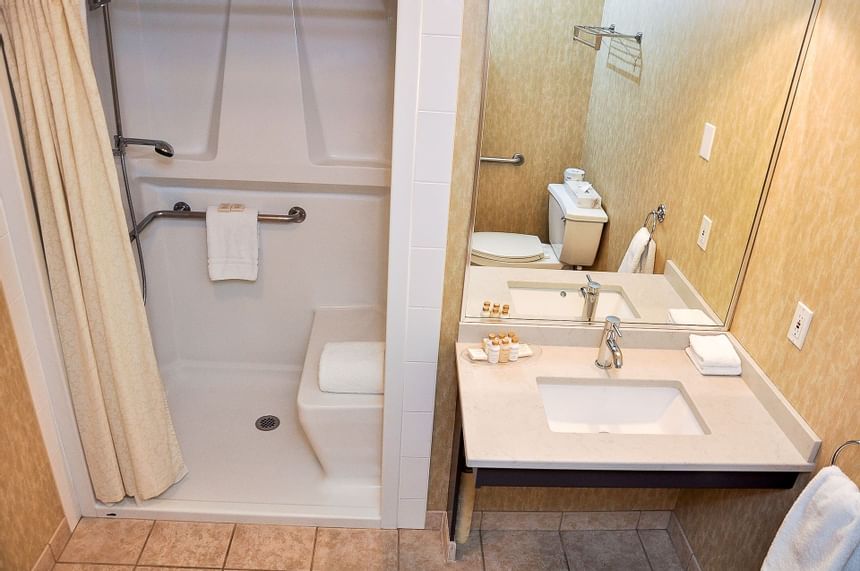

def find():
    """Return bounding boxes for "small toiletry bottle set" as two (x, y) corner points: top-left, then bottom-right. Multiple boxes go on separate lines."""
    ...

(482, 300), (510, 319)
(483, 331), (521, 364)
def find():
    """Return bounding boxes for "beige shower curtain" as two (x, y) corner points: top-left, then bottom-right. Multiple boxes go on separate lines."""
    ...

(0, 0), (186, 502)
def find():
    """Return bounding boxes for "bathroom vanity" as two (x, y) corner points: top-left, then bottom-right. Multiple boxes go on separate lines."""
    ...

(449, 330), (820, 541)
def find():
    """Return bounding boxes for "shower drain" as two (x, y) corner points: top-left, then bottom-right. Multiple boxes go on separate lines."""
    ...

(255, 415), (281, 431)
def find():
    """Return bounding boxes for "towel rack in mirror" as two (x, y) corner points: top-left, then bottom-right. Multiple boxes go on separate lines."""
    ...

(480, 153), (525, 166)
(831, 440), (860, 466)
(573, 24), (643, 51)
(130, 201), (307, 242)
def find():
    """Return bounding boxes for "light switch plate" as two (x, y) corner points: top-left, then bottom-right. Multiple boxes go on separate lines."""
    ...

(699, 123), (717, 161)
(787, 301), (814, 349)
(697, 216), (712, 251)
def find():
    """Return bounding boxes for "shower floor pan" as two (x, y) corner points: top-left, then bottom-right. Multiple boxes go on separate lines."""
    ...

(93, 360), (381, 527)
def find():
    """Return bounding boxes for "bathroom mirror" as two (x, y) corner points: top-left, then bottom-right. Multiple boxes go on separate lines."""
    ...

(463, 0), (816, 327)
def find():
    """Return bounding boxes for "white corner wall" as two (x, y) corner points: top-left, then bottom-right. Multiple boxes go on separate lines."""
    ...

(384, 0), (463, 528)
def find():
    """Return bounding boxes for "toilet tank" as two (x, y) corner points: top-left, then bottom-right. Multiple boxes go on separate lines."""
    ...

(548, 184), (608, 267)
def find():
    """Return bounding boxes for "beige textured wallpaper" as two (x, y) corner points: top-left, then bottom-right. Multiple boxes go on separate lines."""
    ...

(676, 1), (860, 568)
(583, 0), (814, 319)
(0, 286), (65, 570)
(473, 0), (604, 242)
(427, 0), (489, 512)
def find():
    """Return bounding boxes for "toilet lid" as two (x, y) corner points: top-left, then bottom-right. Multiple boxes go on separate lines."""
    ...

(471, 232), (546, 262)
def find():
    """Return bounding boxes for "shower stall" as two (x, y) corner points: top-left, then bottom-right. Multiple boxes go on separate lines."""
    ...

(85, 0), (395, 525)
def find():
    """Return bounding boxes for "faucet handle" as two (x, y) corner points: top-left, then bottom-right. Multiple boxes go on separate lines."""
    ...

(605, 315), (623, 338)
(585, 274), (601, 290)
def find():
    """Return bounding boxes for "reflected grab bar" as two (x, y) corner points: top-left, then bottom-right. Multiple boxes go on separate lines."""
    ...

(130, 201), (307, 242)
(480, 153), (525, 166)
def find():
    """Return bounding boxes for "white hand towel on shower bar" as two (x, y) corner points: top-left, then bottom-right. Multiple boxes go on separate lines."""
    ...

(763, 466), (860, 571)
(206, 206), (259, 281)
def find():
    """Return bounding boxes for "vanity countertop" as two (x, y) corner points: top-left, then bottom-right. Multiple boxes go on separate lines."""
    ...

(456, 342), (818, 472)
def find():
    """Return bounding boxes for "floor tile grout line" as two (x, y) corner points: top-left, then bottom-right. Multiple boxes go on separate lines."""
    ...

(636, 529), (656, 571)
(309, 526), (319, 571)
(221, 523), (237, 570)
(479, 530), (486, 571)
(135, 519), (157, 567)
(557, 530), (572, 571)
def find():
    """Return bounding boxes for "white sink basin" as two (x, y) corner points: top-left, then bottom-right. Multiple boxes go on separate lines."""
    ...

(536, 377), (707, 435)
(508, 282), (639, 321)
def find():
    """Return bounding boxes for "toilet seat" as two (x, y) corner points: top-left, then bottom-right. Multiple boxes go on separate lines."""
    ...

(471, 232), (546, 263)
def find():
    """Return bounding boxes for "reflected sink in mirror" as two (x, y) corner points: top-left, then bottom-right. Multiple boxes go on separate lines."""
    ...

(509, 282), (639, 321)
(536, 377), (707, 435)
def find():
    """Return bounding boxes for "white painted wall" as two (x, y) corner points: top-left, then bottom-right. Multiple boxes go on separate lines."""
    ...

(383, 0), (463, 528)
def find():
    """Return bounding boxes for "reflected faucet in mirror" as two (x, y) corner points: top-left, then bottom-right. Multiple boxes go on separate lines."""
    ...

(580, 274), (601, 321)
(596, 316), (623, 370)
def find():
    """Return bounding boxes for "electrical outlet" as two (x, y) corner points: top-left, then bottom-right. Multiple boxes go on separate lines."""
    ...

(787, 302), (814, 349)
(697, 216), (712, 251)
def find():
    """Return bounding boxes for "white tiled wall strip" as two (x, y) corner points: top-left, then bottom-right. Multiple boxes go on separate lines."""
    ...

(386, 0), (464, 528)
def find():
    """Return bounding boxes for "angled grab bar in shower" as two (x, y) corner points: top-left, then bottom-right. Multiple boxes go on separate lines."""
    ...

(129, 201), (307, 241)
(480, 153), (525, 166)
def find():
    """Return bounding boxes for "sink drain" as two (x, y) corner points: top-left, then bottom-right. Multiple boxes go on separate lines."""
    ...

(255, 415), (280, 431)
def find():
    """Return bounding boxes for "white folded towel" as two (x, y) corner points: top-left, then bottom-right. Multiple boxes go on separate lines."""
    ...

(206, 206), (259, 281)
(763, 466), (860, 571)
(564, 181), (602, 209)
(686, 334), (742, 376)
(639, 239), (656, 274)
(668, 309), (716, 326)
(618, 227), (652, 273)
(685, 348), (742, 376)
(319, 342), (385, 394)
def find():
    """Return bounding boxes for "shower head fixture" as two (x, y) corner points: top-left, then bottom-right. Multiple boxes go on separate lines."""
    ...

(116, 136), (175, 158)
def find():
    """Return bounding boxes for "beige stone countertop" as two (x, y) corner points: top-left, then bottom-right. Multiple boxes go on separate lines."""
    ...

(456, 342), (818, 472)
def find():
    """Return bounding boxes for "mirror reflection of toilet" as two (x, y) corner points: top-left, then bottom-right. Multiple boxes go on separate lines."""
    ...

(471, 184), (608, 269)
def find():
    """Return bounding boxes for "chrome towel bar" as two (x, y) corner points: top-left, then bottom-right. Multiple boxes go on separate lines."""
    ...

(831, 440), (860, 467)
(130, 201), (306, 241)
(480, 153), (525, 166)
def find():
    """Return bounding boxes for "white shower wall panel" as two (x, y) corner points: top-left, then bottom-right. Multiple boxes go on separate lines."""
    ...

(138, 184), (388, 367)
(105, 0), (394, 187)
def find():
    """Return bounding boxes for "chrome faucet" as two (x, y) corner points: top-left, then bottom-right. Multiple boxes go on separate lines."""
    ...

(595, 315), (623, 369)
(579, 274), (601, 321)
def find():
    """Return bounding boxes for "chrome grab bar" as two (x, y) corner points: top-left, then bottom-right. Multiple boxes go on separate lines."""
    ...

(480, 153), (525, 166)
(130, 201), (306, 241)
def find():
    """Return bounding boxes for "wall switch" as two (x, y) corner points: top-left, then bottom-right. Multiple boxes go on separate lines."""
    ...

(697, 215), (712, 251)
(787, 302), (814, 349)
(699, 122), (717, 161)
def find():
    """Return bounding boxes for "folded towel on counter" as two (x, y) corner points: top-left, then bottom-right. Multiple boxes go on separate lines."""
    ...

(206, 206), (259, 281)
(618, 227), (652, 273)
(564, 180), (602, 209)
(684, 348), (742, 376)
(668, 309), (716, 325)
(762, 466), (860, 571)
(685, 334), (742, 376)
(319, 342), (385, 394)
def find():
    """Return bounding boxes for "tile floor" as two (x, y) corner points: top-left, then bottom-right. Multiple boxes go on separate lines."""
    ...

(54, 517), (685, 570)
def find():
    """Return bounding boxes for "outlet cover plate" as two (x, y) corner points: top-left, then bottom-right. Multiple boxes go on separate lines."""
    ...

(787, 301), (814, 349)
(697, 216), (712, 251)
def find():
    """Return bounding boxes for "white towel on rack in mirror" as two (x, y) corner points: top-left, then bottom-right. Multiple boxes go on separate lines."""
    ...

(763, 466), (860, 571)
(206, 206), (259, 281)
(638, 238), (656, 274)
(618, 227), (652, 273)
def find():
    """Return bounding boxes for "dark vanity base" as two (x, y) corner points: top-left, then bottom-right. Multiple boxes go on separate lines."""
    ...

(475, 467), (799, 489)
(449, 429), (801, 542)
